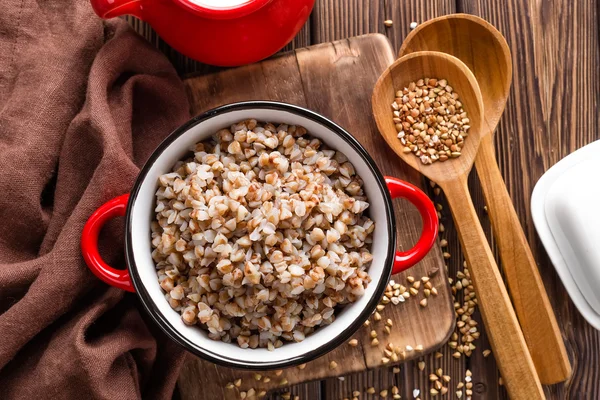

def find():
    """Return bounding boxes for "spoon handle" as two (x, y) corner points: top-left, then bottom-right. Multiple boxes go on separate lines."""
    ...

(443, 176), (545, 400)
(475, 135), (572, 384)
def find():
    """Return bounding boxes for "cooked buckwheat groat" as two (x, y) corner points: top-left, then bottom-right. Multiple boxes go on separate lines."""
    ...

(152, 119), (374, 350)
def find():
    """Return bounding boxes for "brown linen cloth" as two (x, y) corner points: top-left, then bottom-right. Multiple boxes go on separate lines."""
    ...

(0, 0), (191, 398)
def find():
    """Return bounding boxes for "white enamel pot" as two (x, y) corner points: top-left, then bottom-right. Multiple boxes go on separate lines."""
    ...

(81, 101), (438, 369)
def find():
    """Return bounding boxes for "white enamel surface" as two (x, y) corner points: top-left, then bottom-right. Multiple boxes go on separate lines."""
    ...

(130, 107), (391, 365)
(545, 159), (600, 313)
(188, 0), (250, 7)
(531, 140), (600, 330)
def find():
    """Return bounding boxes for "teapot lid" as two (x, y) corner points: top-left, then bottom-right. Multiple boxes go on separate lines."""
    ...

(173, 0), (272, 19)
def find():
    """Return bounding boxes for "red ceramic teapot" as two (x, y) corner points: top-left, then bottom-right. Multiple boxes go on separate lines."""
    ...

(90, 0), (315, 66)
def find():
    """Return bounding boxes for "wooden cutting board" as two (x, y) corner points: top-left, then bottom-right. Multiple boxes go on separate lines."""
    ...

(178, 34), (454, 400)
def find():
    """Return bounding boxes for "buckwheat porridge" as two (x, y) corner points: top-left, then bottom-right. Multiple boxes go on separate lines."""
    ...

(151, 119), (375, 350)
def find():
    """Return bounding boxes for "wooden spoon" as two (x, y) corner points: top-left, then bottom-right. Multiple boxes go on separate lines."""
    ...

(399, 14), (571, 384)
(372, 51), (545, 400)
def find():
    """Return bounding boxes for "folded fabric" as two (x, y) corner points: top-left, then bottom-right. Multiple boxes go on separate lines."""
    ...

(0, 1), (191, 398)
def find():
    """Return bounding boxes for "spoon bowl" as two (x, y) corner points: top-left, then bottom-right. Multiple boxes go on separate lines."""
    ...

(399, 14), (511, 130)
(372, 51), (484, 183)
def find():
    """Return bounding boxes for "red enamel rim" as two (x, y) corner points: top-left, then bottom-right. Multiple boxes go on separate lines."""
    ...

(171, 0), (272, 19)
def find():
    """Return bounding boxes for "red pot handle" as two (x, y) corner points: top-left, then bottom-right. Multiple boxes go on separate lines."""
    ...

(80, 181), (436, 290)
(385, 176), (439, 275)
(81, 194), (135, 292)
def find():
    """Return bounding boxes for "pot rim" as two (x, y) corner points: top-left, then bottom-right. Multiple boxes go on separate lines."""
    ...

(124, 101), (396, 369)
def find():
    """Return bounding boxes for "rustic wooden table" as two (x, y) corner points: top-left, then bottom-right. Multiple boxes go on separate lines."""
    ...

(128, 1), (599, 398)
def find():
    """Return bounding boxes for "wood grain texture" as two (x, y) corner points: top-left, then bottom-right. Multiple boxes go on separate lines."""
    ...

(177, 35), (454, 400)
(444, 176), (544, 400)
(457, 0), (600, 398)
(476, 134), (571, 384)
(310, 0), (384, 43)
(126, 0), (600, 397)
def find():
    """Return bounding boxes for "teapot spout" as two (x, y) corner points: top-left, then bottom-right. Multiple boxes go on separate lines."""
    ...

(91, 0), (142, 18)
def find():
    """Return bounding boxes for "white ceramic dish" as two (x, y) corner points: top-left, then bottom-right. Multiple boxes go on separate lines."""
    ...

(531, 139), (600, 330)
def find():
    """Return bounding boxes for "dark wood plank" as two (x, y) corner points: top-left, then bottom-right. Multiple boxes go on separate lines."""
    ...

(455, 0), (600, 398)
(386, 0), (460, 50)
(124, 0), (599, 398)
(269, 381), (322, 400)
(310, 0), (385, 43)
(311, 0), (458, 50)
